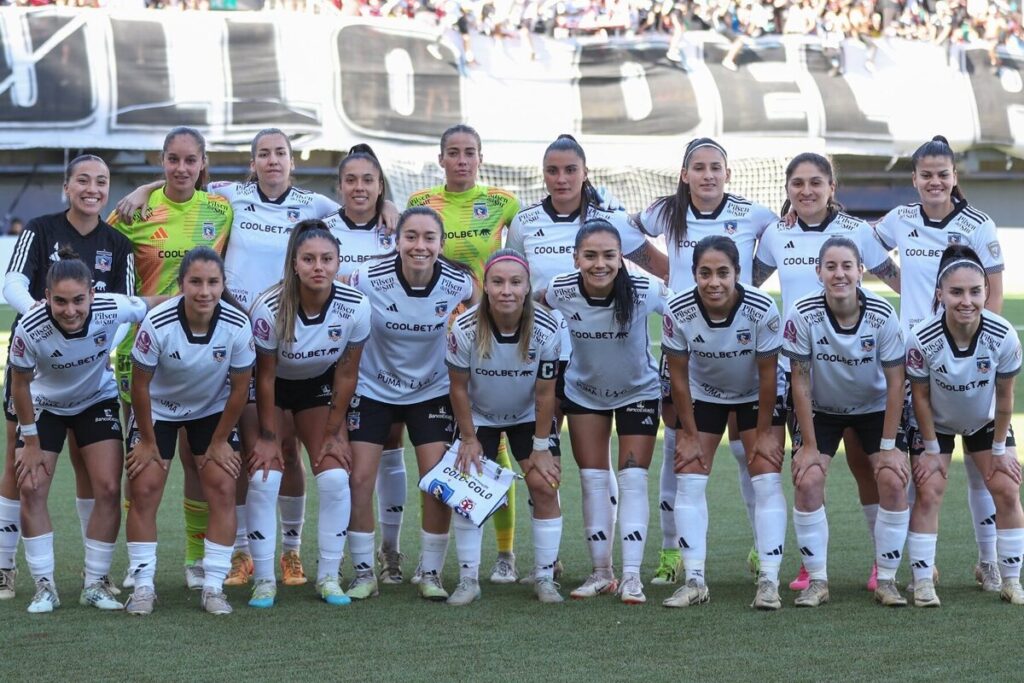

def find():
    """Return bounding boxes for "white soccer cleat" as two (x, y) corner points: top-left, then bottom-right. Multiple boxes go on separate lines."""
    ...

(489, 553), (518, 584)
(534, 577), (564, 604)
(617, 574), (646, 605)
(80, 581), (124, 610)
(794, 580), (830, 608)
(570, 571), (618, 599)
(913, 579), (941, 608)
(201, 589), (232, 615)
(873, 579), (907, 607)
(976, 561), (1001, 593)
(0, 567), (16, 600)
(27, 579), (60, 614)
(446, 577), (482, 606)
(751, 575), (782, 611)
(1000, 579), (1024, 605)
(125, 586), (157, 616)
(377, 547), (404, 585)
(662, 579), (710, 608)
(184, 563), (205, 591)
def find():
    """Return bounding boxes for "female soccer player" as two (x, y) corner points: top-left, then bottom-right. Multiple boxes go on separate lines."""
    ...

(8, 252), (156, 613)
(753, 152), (901, 592)
(446, 249), (563, 605)
(247, 221), (370, 608)
(875, 135), (1006, 592)
(905, 246), (1022, 607)
(346, 207), (475, 602)
(782, 237), (910, 608)
(124, 248), (253, 616)
(542, 219), (669, 605)
(1, 155), (134, 601)
(660, 236), (786, 610)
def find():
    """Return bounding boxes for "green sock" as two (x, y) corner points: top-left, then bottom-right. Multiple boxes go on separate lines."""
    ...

(183, 497), (209, 565)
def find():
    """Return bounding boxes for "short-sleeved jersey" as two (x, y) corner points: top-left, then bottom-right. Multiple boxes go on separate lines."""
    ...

(781, 288), (904, 415)
(351, 256), (474, 404)
(662, 283), (782, 404)
(906, 310), (1021, 436)
(638, 194), (776, 292)
(209, 181), (339, 311)
(446, 306), (561, 427)
(250, 282), (371, 381)
(406, 183), (520, 282)
(131, 297), (255, 422)
(875, 201), (1004, 337)
(544, 272), (669, 410)
(321, 210), (395, 278)
(9, 294), (148, 415)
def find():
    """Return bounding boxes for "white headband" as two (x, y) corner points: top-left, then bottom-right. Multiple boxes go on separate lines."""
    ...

(683, 141), (728, 167)
(937, 258), (984, 283)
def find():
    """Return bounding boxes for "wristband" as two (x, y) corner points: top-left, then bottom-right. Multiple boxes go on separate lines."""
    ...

(879, 438), (896, 451)
(18, 423), (38, 437)
(922, 439), (940, 455)
(991, 440), (1007, 456)
(532, 436), (550, 451)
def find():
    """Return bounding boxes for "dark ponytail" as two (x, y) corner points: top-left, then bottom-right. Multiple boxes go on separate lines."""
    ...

(45, 246), (92, 290)
(575, 219), (636, 332)
(339, 143), (388, 216)
(544, 134), (599, 224)
(177, 246), (243, 312)
(163, 126), (209, 191)
(779, 152), (843, 219)
(932, 244), (987, 313)
(393, 206), (475, 279)
(692, 235), (741, 277)
(911, 135), (966, 202)
(652, 137), (728, 250)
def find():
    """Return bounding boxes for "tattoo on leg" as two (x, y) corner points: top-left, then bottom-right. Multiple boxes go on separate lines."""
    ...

(623, 451), (639, 469)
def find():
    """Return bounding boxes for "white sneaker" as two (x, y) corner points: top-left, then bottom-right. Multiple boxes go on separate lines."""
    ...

(201, 589), (232, 615)
(125, 586), (157, 615)
(0, 567), (16, 600)
(751, 575), (782, 610)
(27, 579), (60, 614)
(976, 561), (1001, 592)
(1000, 579), (1024, 605)
(80, 581), (124, 610)
(446, 577), (481, 606)
(184, 563), (205, 591)
(570, 571), (618, 599)
(913, 579), (941, 608)
(663, 579), (710, 608)
(618, 574), (646, 604)
(489, 553), (518, 584)
(534, 577), (564, 604)
(347, 572), (380, 600)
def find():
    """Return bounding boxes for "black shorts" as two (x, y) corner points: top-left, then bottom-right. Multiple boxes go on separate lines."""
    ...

(691, 399), (759, 434)
(127, 411), (240, 460)
(347, 393), (453, 447)
(793, 410), (892, 457)
(554, 360), (569, 401)
(16, 399), (123, 453)
(247, 376), (256, 405)
(561, 397), (660, 437)
(3, 365), (15, 422)
(468, 420), (562, 461)
(275, 364), (335, 413)
(907, 422), (1017, 456)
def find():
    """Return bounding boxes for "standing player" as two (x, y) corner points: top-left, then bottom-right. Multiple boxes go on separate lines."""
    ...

(905, 246), (1023, 607)
(782, 237), (910, 608)
(874, 135), (1006, 592)
(660, 237), (786, 610)
(1, 155), (134, 601)
(8, 253), (156, 613)
(247, 221), (370, 608)
(543, 220), (669, 605)
(446, 249), (564, 605)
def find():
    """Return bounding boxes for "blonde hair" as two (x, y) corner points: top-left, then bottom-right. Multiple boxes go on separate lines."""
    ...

(474, 248), (534, 362)
(274, 219), (340, 345)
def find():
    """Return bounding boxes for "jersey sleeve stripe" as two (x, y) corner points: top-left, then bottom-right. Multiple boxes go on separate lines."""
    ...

(908, 374), (930, 383)
(781, 348), (811, 362)
(534, 315), (558, 336)
(961, 205), (989, 224)
(131, 358), (157, 373)
(5, 230), (35, 274)
(552, 274), (578, 288)
(881, 357), (905, 368)
(997, 367), (1021, 379)
(220, 311), (250, 329)
(756, 345), (781, 359)
(445, 359), (471, 372)
(662, 346), (689, 357)
(454, 310), (476, 331)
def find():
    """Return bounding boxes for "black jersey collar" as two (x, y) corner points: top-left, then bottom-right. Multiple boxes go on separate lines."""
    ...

(823, 288), (866, 336)
(578, 272), (615, 307)
(297, 283), (338, 326)
(941, 314), (983, 358)
(47, 306), (93, 340)
(490, 319), (522, 344)
(918, 198), (967, 230)
(338, 212), (380, 231)
(689, 194), (730, 221)
(395, 255), (441, 298)
(256, 185), (293, 205)
(177, 298), (222, 345)
(797, 210), (836, 233)
(542, 196), (581, 223)
(695, 283), (744, 328)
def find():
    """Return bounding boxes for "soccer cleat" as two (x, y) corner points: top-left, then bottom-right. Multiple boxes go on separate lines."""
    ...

(618, 574), (646, 604)
(752, 575), (782, 610)
(794, 579), (830, 607)
(225, 551), (254, 587)
(122, 567), (135, 590)
(651, 549), (682, 586)
(866, 563), (878, 592)
(908, 567), (940, 595)
(125, 586), (157, 615)
(534, 577), (564, 604)
(489, 553), (518, 584)
(410, 560), (425, 585)
(201, 589), (232, 615)
(0, 567), (16, 600)
(27, 579), (60, 614)
(975, 561), (1001, 593)
(316, 577), (351, 606)
(1000, 579), (1024, 605)
(377, 548), (404, 585)
(570, 571), (618, 599)
(281, 549), (307, 586)
(788, 564), (810, 591)
(347, 572), (380, 600)
(662, 579), (710, 608)
(184, 563), (205, 591)
(418, 572), (449, 602)
(248, 579), (277, 609)
(80, 581), (124, 610)
(446, 577), (481, 606)
(874, 579), (907, 607)
(746, 546), (760, 576)
(912, 579), (941, 608)
(519, 559), (565, 585)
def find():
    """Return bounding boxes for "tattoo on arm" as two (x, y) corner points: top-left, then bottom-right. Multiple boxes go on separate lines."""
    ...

(625, 245), (651, 268)
(260, 429), (277, 441)
(869, 258), (900, 284)
(752, 259), (776, 288)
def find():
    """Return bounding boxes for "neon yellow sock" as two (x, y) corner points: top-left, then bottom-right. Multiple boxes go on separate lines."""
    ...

(493, 439), (515, 554)
(183, 497), (209, 565)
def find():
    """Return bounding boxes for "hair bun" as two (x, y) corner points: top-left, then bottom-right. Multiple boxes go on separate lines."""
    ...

(556, 133), (578, 143)
(348, 143), (377, 159)
(56, 245), (80, 260)
(931, 134), (950, 145)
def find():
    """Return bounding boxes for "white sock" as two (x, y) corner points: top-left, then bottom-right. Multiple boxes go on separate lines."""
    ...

(617, 468), (649, 576)
(907, 531), (938, 583)
(659, 429), (677, 549)
(202, 539), (232, 593)
(793, 506), (829, 581)
(874, 507), (909, 582)
(279, 494), (306, 552)
(751, 473), (786, 583)
(245, 470), (282, 582)
(861, 503), (879, 546)
(315, 469), (351, 581)
(127, 541), (158, 590)
(0, 495), (20, 569)
(84, 538), (116, 585)
(349, 531), (375, 575)
(674, 473), (709, 584)
(420, 530), (450, 576)
(234, 505), (249, 554)
(24, 532), (54, 583)
(731, 440), (757, 541)
(75, 498), (94, 546)
(452, 514), (482, 580)
(608, 455), (619, 529)
(997, 528), (1024, 581)
(532, 516), (562, 579)
(376, 448), (406, 553)
(965, 457), (997, 563)
(580, 469), (613, 572)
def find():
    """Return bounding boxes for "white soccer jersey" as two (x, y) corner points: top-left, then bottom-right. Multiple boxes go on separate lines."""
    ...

(638, 193), (776, 292)
(211, 181), (339, 310)
(874, 201), (1004, 338)
(351, 256), (474, 404)
(250, 282), (371, 382)
(132, 297), (255, 422)
(544, 272), (669, 409)
(322, 210), (396, 278)
(662, 283), (782, 403)
(9, 294), (148, 415)
(781, 288), (904, 415)
(906, 311), (1021, 436)
(446, 306), (561, 427)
